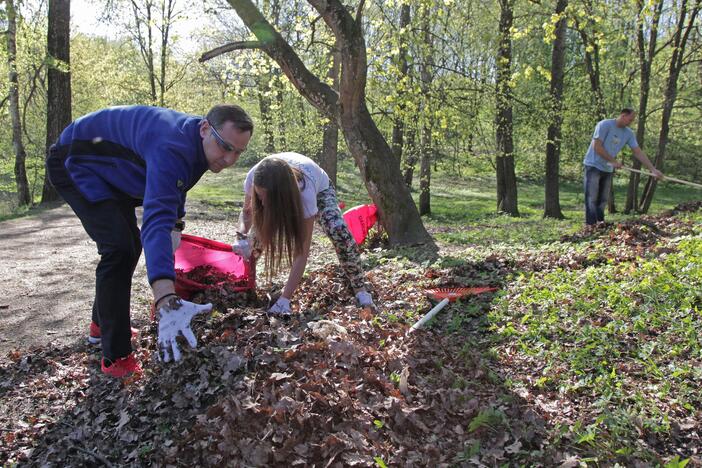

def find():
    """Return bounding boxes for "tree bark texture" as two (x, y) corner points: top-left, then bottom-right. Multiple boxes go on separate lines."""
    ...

(543, 0), (567, 219)
(43, 0), (72, 204)
(495, 0), (519, 216)
(6, 0), (31, 206)
(639, 0), (701, 213)
(224, 0), (435, 247)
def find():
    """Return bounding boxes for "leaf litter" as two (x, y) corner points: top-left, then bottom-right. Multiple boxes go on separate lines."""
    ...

(1, 201), (700, 466)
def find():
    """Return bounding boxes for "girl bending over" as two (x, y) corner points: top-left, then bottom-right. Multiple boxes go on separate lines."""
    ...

(233, 152), (375, 316)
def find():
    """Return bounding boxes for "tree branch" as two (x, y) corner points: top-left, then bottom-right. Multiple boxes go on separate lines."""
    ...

(199, 40), (264, 62)
(307, 0), (358, 48)
(355, 0), (366, 24)
(225, 0), (339, 120)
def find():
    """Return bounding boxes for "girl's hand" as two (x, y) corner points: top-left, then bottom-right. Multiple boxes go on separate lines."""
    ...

(268, 296), (291, 317)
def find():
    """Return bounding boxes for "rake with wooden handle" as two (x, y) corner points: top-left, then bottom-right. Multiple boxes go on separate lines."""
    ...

(620, 166), (702, 189)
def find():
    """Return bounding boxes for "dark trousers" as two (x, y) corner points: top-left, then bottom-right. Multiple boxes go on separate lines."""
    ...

(584, 165), (613, 225)
(47, 149), (141, 361)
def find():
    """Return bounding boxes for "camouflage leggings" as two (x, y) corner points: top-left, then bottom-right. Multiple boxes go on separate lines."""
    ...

(316, 186), (366, 291)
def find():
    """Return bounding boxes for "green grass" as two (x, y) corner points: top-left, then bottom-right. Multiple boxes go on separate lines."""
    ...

(185, 165), (249, 212)
(2, 156), (698, 228)
(486, 211), (702, 460)
(423, 173), (702, 247)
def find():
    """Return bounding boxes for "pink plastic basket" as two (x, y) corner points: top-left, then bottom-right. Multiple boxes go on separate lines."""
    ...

(174, 234), (255, 299)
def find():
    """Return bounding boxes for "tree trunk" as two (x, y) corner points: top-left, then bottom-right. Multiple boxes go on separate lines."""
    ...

(222, 0), (435, 247)
(159, 0), (175, 106)
(574, 2), (612, 213)
(258, 90), (275, 153)
(258, 69), (276, 153)
(625, 0), (662, 213)
(418, 125), (431, 216)
(391, 3), (411, 163)
(577, 34), (606, 119)
(544, 0), (567, 219)
(274, 72), (287, 148)
(320, 49), (340, 186)
(639, 0), (700, 212)
(495, 0), (519, 216)
(6, 0), (31, 207)
(132, 0), (157, 103)
(418, 4), (433, 216)
(402, 127), (417, 188)
(43, 0), (72, 204)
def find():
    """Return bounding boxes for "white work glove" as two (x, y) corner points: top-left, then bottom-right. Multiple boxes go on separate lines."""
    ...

(171, 230), (182, 253)
(355, 290), (376, 309)
(157, 297), (212, 362)
(232, 238), (252, 260)
(268, 296), (291, 317)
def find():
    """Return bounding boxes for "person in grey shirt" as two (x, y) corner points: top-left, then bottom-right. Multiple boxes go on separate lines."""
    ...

(583, 108), (663, 225)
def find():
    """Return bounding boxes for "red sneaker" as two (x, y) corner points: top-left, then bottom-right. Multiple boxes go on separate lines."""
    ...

(101, 354), (142, 378)
(88, 322), (139, 345)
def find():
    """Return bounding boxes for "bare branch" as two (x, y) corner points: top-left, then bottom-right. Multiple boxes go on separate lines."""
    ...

(199, 41), (264, 62)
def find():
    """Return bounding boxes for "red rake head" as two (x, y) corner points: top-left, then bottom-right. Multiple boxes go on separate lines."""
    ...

(425, 286), (497, 302)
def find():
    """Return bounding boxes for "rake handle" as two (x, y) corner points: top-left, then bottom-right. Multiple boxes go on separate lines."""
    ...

(619, 166), (702, 189)
(409, 298), (450, 333)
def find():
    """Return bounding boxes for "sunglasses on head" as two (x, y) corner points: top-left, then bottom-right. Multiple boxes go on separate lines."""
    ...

(207, 120), (234, 152)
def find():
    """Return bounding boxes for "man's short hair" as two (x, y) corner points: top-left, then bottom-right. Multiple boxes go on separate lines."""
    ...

(620, 107), (635, 115)
(207, 104), (254, 135)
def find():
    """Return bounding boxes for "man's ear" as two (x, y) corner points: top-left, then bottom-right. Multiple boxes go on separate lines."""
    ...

(199, 120), (208, 138)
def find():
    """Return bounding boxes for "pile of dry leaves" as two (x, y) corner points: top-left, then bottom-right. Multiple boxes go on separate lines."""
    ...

(1, 255), (546, 466)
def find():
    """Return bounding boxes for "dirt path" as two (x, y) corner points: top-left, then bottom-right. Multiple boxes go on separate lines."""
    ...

(1, 205), (97, 353)
(0, 204), (153, 354)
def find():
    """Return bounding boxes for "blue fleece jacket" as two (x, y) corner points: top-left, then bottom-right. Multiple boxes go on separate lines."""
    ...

(56, 105), (208, 284)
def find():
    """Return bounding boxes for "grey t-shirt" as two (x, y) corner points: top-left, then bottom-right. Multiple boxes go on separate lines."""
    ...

(583, 119), (638, 172)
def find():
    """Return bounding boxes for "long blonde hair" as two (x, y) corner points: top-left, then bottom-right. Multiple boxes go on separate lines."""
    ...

(252, 157), (305, 278)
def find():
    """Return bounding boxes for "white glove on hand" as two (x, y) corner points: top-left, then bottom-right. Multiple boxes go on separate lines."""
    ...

(355, 290), (376, 309)
(171, 230), (182, 253)
(157, 297), (212, 362)
(268, 296), (291, 317)
(232, 238), (252, 260)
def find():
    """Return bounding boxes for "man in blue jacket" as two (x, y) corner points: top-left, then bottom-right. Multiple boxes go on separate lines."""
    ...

(47, 104), (253, 377)
(583, 108), (662, 225)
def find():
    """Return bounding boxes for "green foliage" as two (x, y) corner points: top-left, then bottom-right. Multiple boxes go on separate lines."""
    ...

(3, 0), (702, 219)
(487, 214), (702, 457)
